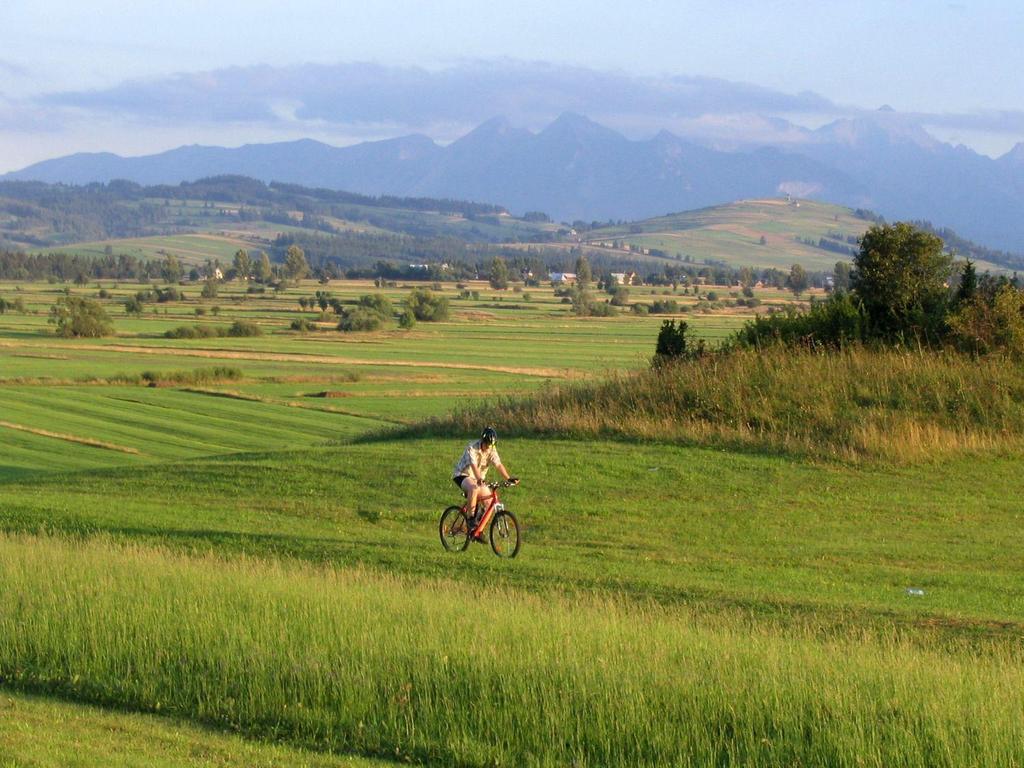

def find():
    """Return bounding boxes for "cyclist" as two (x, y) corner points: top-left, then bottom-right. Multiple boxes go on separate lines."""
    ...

(452, 426), (517, 541)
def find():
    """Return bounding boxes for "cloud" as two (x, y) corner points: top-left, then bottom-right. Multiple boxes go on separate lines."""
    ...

(36, 59), (838, 134)
(914, 109), (1024, 135)
(0, 59), (29, 78)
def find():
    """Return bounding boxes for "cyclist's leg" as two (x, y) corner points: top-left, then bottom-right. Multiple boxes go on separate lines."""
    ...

(469, 487), (495, 537)
(460, 477), (481, 518)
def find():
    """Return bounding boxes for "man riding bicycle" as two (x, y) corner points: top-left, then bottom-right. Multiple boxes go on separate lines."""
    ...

(452, 427), (517, 541)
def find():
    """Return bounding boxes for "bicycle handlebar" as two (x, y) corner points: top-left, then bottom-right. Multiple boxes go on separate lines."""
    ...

(487, 478), (519, 490)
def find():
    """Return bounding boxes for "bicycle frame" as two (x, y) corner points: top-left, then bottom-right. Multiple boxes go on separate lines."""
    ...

(466, 483), (503, 537)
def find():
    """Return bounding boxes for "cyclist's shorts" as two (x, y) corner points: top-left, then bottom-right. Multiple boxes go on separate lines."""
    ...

(453, 475), (469, 489)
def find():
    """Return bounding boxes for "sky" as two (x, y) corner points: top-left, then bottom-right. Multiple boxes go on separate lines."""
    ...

(1, 0), (1023, 171)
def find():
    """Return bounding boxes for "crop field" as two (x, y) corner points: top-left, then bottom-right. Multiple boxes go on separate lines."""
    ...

(0, 275), (1021, 766)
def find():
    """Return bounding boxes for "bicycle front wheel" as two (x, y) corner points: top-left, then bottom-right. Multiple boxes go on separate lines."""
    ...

(439, 506), (471, 552)
(489, 510), (521, 558)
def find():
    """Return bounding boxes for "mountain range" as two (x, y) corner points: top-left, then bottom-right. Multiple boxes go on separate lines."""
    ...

(6, 111), (1024, 252)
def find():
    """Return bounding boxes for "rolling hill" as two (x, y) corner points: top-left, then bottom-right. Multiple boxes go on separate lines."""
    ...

(6, 111), (1024, 251)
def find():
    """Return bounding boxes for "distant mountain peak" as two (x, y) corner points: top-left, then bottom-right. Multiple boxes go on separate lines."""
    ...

(1000, 142), (1024, 164)
(815, 113), (939, 151)
(539, 112), (626, 144)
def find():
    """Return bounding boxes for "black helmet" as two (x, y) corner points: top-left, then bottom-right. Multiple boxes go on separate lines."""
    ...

(481, 426), (497, 446)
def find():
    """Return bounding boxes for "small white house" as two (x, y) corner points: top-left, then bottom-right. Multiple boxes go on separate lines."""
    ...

(549, 272), (577, 284)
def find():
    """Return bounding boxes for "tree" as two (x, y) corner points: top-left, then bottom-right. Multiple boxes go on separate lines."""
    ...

(575, 254), (592, 288)
(49, 296), (113, 338)
(786, 264), (809, 296)
(955, 259), (977, 306)
(852, 222), (952, 341)
(284, 245), (309, 281)
(833, 261), (852, 292)
(160, 254), (182, 284)
(124, 296), (144, 316)
(653, 320), (705, 365)
(255, 251), (273, 284)
(201, 279), (218, 299)
(488, 257), (510, 290)
(233, 249), (252, 281)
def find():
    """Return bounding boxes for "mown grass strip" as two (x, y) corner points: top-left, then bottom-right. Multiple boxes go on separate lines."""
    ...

(1, 534), (1022, 768)
(0, 420), (141, 455)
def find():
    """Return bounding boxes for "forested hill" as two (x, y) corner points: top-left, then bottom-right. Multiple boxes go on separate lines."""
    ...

(0, 176), (557, 249)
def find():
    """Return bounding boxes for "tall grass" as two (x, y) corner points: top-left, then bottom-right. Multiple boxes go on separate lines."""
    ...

(2, 534), (1022, 767)
(415, 347), (1024, 461)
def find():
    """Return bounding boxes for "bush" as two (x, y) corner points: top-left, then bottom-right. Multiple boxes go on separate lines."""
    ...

(407, 289), (450, 322)
(227, 320), (262, 337)
(164, 324), (223, 339)
(398, 309), (417, 330)
(632, 303), (650, 316)
(358, 293), (394, 320)
(706, 291), (719, 302)
(338, 307), (383, 332)
(154, 287), (183, 303)
(194, 307), (207, 316)
(731, 292), (867, 350)
(610, 288), (630, 306)
(48, 296), (114, 338)
(948, 285), (1024, 356)
(650, 299), (679, 314)
(290, 318), (316, 332)
(653, 320), (705, 365)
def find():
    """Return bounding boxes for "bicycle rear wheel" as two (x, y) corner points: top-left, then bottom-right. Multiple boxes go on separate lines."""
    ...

(489, 510), (521, 558)
(439, 506), (471, 552)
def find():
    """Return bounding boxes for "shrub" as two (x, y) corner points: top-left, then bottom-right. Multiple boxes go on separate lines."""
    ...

(948, 285), (1024, 356)
(407, 289), (450, 322)
(610, 288), (630, 306)
(632, 303), (650, 316)
(290, 318), (316, 332)
(398, 309), (417, 330)
(731, 292), (867, 350)
(164, 324), (223, 339)
(194, 307), (207, 316)
(650, 299), (679, 314)
(227, 320), (262, 337)
(358, 293), (394, 320)
(706, 291), (719, 302)
(338, 307), (384, 332)
(653, 320), (705, 365)
(154, 287), (183, 303)
(48, 296), (113, 338)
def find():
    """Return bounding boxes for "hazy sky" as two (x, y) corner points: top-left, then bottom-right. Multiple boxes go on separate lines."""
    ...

(1, 0), (1022, 170)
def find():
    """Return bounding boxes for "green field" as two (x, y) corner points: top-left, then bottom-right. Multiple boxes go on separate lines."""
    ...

(585, 198), (1008, 273)
(0, 276), (1021, 766)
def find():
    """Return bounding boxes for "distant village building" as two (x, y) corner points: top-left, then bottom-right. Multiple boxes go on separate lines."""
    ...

(549, 272), (577, 284)
(610, 271), (638, 285)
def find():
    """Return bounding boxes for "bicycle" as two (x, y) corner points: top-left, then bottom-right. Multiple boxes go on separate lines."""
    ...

(439, 479), (521, 558)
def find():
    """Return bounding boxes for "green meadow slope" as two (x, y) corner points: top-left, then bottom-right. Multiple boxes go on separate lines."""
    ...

(586, 198), (1008, 272)
(0, 277), (1022, 765)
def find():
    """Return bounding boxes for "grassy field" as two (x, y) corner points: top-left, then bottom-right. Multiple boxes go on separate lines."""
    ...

(0, 275), (1021, 765)
(585, 198), (1007, 273)
(0, 689), (390, 767)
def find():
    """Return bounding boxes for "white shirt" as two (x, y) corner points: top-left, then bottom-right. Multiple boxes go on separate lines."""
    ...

(452, 439), (502, 480)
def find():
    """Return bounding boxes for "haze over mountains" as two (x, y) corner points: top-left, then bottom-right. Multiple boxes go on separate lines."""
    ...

(6, 110), (1024, 251)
